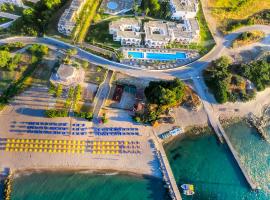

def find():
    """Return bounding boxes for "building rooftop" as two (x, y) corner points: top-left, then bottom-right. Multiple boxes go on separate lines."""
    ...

(57, 64), (75, 80)
(144, 21), (170, 42)
(110, 18), (141, 40)
(171, 0), (198, 12)
(110, 18), (141, 30)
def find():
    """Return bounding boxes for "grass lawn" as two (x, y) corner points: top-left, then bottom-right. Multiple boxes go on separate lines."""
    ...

(196, 1), (215, 53)
(85, 17), (122, 49)
(207, 0), (270, 31)
(0, 17), (12, 25)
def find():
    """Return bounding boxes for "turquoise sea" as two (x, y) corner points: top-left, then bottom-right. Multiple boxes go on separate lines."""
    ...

(10, 173), (169, 200)
(165, 121), (270, 200)
(4, 121), (270, 200)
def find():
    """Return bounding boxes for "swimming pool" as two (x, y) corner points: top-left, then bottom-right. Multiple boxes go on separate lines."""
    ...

(127, 51), (186, 61)
(128, 52), (144, 59)
(107, 1), (118, 10)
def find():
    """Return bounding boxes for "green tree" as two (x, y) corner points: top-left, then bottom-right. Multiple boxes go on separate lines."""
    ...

(144, 78), (185, 106)
(56, 84), (63, 98)
(0, 51), (11, 68)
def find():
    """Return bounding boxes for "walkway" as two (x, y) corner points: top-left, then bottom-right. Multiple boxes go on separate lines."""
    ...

(92, 70), (114, 119)
(0, 12), (20, 20)
(192, 76), (258, 190)
(152, 135), (182, 200)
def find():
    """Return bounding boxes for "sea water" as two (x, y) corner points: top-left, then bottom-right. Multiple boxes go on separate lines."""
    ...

(10, 172), (170, 200)
(165, 121), (270, 200)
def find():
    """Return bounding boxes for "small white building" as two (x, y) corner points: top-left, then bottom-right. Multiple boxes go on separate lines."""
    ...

(0, 0), (23, 7)
(109, 18), (142, 46)
(170, 0), (199, 20)
(50, 64), (85, 86)
(58, 0), (86, 36)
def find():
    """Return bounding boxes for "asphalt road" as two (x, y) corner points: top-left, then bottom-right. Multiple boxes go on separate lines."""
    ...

(1, 24), (269, 81)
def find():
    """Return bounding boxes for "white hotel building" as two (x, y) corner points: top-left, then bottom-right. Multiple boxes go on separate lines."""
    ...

(58, 0), (86, 36)
(109, 18), (142, 47)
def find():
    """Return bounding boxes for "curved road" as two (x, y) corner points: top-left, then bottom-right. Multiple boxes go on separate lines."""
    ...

(0, 25), (269, 81)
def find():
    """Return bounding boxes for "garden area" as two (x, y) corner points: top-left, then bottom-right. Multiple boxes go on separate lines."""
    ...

(72, 0), (102, 43)
(0, 44), (49, 110)
(85, 17), (123, 49)
(133, 78), (186, 124)
(46, 84), (93, 121)
(84, 64), (108, 85)
(204, 55), (270, 104)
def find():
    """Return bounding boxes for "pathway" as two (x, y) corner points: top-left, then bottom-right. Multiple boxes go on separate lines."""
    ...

(92, 70), (114, 119)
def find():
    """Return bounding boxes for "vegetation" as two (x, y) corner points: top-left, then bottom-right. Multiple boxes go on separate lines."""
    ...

(140, 0), (171, 19)
(204, 56), (232, 103)
(225, 9), (270, 32)
(10, 0), (65, 36)
(204, 56), (270, 103)
(145, 78), (185, 106)
(0, 51), (22, 71)
(72, 0), (102, 43)
(101, 113), (108, 123)
(86, 18), (122, 49)
(45, 109), (68, 117)
(75, 111), (93, 121)
(207, 0), (270, 32)
(0, 44), (49, 109)
(0, 42), (24, 51)
(134, 78), (185, 124)
(0, 17), (11, 25)
(232, 31), (265, 48)
(236, 59), (270, 91)
(55, 84), (63, 98)
(0, 3), (24, 15)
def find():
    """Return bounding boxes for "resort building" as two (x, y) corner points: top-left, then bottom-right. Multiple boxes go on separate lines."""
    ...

(0, 0), (23, 7)
(109, 18), (142, 46)
(50, 64), (85, 86)
(144, 20), (199, 48)
(58, 0), (86, 36)
(170, 0), (199, 20)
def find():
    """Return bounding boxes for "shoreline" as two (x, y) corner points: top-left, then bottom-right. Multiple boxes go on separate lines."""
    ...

(11, 167), (163, 181)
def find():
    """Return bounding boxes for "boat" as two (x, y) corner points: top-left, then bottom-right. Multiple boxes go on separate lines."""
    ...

(183, 190), (195, 196)
(181, 184), (194, 191)
(181, 184), (195, 196)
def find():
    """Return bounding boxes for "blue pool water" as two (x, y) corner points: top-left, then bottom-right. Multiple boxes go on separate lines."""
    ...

(128, 51), (186, 61)
(128, 52), (144, 59)
(107, 2), (118, 10)
(147, 52), (186, 60)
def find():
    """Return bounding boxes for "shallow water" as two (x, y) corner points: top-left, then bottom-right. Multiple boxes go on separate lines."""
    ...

(165, 122), (270, 200)
(11, 172), (170, 200)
